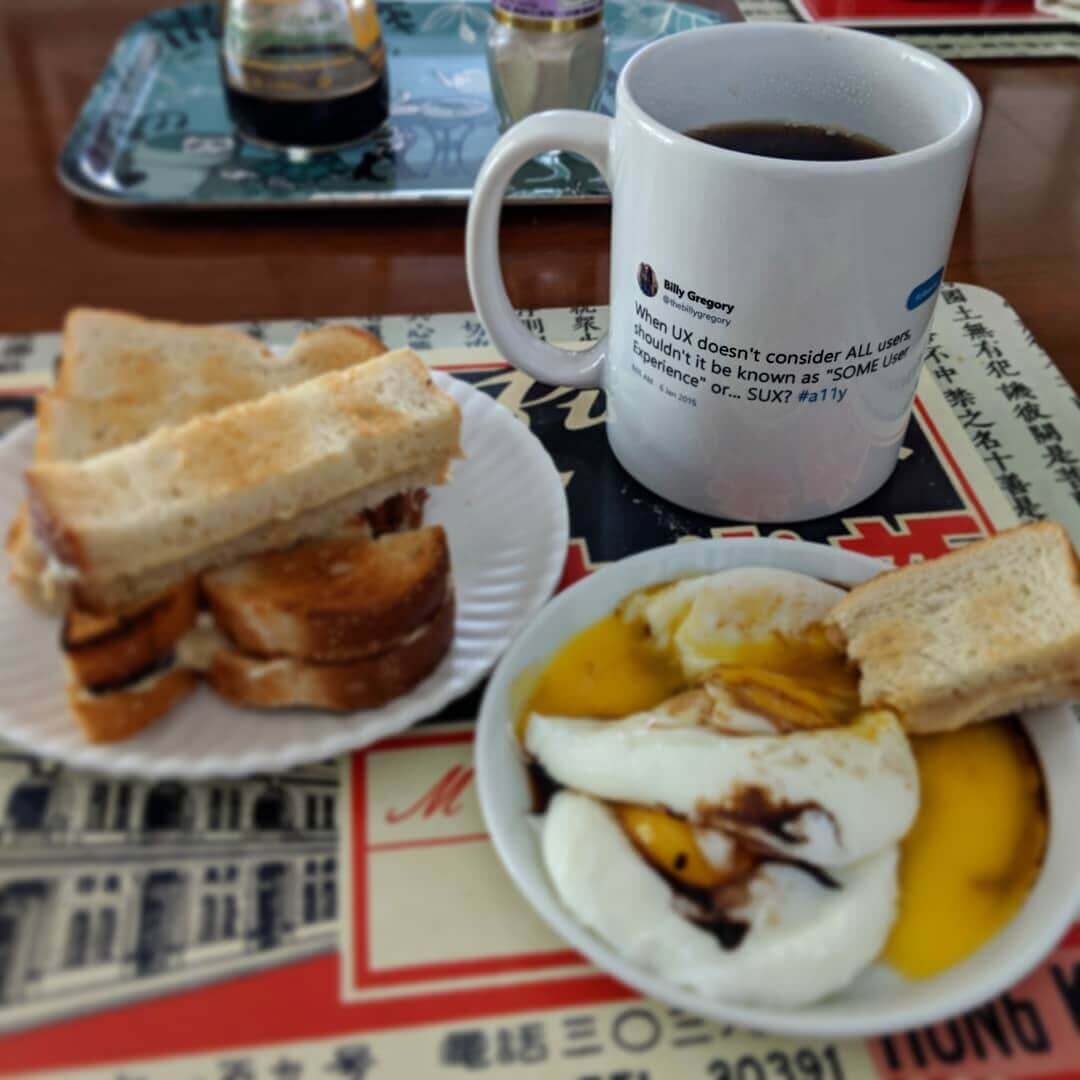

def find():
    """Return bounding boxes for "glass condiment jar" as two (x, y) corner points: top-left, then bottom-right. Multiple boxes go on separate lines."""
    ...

(221, 0), (389, 150)
(486, 0), (606, 130)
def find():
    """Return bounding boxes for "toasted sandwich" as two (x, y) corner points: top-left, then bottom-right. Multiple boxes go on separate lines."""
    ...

(194, 526), (455, 711)
(207, 598), (455, 712)
(26, 349), (461, 613)
(202, 524), (450, 661)
(57, 488), (435, 742)
(824, 521), (1080, 733)
(62, 580), (201, 744)
(6, 311), (460, 743)
(8, 310), (386, 610)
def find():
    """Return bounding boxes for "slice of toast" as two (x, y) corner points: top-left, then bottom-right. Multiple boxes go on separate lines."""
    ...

(10, 314), (387, 611)
(55, 309), (384, 401)
(42, 320), (386, 460)
(207, 592), (455, 711)
(56, 308), (271, 398)
(6, 486), (425, 614)
(26, 350), (461, 612)
(824, 522), (1080, 733)
(62, 580), (199, 690)
(203, 525), (450, 661)
(283, 324), (388, 382)
(68, 666), (199, 744)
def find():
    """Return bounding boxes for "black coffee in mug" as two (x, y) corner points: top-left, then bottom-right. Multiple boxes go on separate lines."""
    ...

(684, 121), (894, 162)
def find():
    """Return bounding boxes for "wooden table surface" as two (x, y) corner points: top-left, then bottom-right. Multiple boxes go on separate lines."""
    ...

(1, 0), (1077, 392)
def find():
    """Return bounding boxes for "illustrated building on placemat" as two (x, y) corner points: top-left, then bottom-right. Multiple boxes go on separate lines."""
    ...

(0, 751), (339, 1028)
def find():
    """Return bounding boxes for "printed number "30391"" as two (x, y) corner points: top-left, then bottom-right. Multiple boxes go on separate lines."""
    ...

(709, 1046), (844, 1080)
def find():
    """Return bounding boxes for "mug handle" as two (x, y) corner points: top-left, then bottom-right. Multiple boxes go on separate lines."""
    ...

(466, 110), (612, 389)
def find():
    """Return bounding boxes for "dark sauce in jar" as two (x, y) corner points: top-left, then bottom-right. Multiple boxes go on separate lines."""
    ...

(223, 76), (388, 150)
(220, 1), (389, 150)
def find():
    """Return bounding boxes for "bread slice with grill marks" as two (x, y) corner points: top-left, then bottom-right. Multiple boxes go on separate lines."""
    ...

(824, 521), (1080, 733)
(62, 579), (199, 690)
(67, 666), (199, 744)
(207, 592), (455, 712)
(202, 525), (450, 662)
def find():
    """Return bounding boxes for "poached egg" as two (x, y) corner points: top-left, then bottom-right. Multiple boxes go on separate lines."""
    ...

(526, 708), (918, 867)
(523, 567), (920, 1008)
(544, 790), (900, 1008)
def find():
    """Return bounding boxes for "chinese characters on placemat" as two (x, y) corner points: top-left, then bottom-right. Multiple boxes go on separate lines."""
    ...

(926, 285), (1080, 536)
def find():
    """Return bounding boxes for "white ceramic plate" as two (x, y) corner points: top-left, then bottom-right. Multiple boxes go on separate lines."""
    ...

(0, 372), (569, 778)
(476, 539), (1080, 1037)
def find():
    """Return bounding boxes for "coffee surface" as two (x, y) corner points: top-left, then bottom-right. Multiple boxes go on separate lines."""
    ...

(684, 121), (894, 162)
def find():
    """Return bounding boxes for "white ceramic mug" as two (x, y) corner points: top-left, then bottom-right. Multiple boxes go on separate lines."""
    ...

(466, 24), (981, 521)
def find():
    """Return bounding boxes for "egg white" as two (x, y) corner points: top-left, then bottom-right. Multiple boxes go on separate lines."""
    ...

(627, 567), (846, 681)
(543, 790), (899, 1009)
(526, 709), (918, 866)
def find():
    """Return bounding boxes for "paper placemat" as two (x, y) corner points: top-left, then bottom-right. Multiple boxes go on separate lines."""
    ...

(0, 284), (1077, 1078)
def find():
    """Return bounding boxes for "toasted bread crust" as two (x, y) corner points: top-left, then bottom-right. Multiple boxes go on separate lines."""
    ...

(898, 664), (1080, 734)
(35, 392), (181, 465)
(4, 505), (24, 559)
(8, 487), (426, 616)
(56, 311), (380, 400)
(208, 593), (455, 711)
(204, 526), (449, 661)
(68, 667), (199, 744)
(41, 320), (386, 460)
(63, 580), (199, 690)
(825, 522), (1080, 733)
(829, 522), (1080, 616)
(44, 323), (387, 452)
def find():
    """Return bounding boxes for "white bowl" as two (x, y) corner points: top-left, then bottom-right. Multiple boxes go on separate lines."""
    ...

(475, 539), (1080, 1038)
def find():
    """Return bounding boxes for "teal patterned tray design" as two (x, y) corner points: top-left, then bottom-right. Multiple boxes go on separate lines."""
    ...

(59, 1), (729, 209)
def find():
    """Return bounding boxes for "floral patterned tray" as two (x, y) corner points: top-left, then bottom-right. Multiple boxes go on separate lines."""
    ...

(58, 1), (729, 209)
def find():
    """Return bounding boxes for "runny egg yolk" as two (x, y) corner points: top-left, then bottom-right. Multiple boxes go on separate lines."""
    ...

(521, 613), (683, 732)
(616, 805), (721, 888)
(521, 613), (858, 734)
(702, 625), (861, 729)
(883, 718), (1047, 979)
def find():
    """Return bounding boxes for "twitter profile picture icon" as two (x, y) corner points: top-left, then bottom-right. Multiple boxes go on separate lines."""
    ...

(637, 262), (659, 298)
